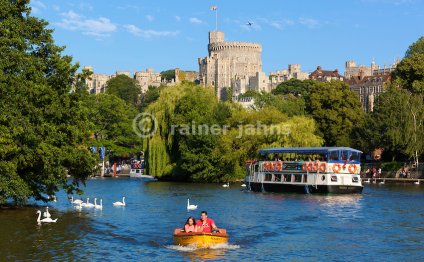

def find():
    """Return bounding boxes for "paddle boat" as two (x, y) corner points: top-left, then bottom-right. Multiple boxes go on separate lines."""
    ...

(173, 228), (228, 248)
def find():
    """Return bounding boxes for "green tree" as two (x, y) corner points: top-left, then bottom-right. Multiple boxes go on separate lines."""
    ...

(307, 81), (365, 146)
(272, 79), (315, 98)
(405, 36), (424, 57)
(141, 85), (161, 110)
(392, 53), (424, 94)
(85, 94), (142, 157)
(106, 74), (141, 107)
(365, 86), (424, 165)
(160, 69), (175, 82)
(0, 1), (96, 204)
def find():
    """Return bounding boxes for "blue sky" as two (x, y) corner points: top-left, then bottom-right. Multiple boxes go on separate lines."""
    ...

(30, 0), (424, 75)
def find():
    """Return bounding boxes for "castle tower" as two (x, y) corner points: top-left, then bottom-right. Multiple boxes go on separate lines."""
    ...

(199, 30), (265, 100)
(209, 31), (224, 44)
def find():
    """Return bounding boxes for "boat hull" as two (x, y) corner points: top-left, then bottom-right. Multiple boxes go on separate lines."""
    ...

(248, 182), (363, 194)
(173, 229), (228, 248)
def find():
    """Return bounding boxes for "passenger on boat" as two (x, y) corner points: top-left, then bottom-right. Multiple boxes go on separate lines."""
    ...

(196, 211), (219, 233)
(184, 216), (198, 232)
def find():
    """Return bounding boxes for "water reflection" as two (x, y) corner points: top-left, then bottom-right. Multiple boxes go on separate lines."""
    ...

(1, 180), (424, 261)
(315, 195), (363, 220)
(0, 208), (93, 261)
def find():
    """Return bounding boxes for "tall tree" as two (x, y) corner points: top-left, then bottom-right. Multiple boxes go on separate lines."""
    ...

(0, 1), (96, 204)
(405, 36), (424, 57)
(307, 81), (365, 146)
(85, 94), (142, 157)
(106, 74), (141, 107)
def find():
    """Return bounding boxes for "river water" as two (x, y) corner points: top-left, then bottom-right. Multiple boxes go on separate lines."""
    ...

(1, 178), (424, 261)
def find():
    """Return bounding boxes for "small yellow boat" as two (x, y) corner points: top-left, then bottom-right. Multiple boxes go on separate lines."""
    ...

(173, 229), (228, 248)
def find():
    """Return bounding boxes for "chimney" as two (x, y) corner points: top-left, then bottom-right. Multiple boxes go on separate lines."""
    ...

(359, 68), (364, 80)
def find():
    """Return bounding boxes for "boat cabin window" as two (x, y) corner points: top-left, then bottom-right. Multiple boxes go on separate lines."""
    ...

(349, 151), (360, 162)
(329, 151), (339, 161)
(294, 175), (302, 183)
(283, 174), (291, 182)
(274, 174), (281, 182)
(341, 151), (349, 161)
(265, 173), (272, 181)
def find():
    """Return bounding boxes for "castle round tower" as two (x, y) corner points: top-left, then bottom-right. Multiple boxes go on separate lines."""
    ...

(198, 31), (264, 100)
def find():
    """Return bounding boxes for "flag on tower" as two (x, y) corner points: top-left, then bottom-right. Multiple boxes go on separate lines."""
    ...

(210, 6), (217, 11)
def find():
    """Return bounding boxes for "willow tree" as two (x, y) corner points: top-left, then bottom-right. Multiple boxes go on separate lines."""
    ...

(0, 1), (96, 204)
(143, 83), (194, 177)
(213, 107), (323, 181)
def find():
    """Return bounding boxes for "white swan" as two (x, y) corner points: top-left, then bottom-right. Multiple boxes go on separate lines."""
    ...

(222, 182), (229, 188)
(363, 179), (370, 183)
(113, 197), (126, 206)
(82, 198), (95, 208)
(414, 180), (420, 185)
(36, 210), (58, 223)
(241, 183), (247, 187)
(94, 198), (103, 209)
(70, 196), (83, 205)
(43, 206), (51, 218)
(74, 202), (83, 211)
(187, 199), (197, 211)
(379, 180), (385, 185)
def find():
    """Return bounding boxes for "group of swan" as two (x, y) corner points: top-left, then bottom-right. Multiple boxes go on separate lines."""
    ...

(72, 197), (103, 209)
(36, 207), (58, 224)
(222, 182), (247, 188)
(72, 197), (126, 209)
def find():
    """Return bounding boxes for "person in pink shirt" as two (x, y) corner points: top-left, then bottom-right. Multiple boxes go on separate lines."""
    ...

(196, 211), (220, 233)
(184, 216), (197, 232)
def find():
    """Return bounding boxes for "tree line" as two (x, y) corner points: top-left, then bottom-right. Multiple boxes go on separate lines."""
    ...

(1, 1), (422, 204)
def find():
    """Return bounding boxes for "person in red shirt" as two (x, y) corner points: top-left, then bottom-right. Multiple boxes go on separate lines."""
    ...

(196, 211), (219, 233)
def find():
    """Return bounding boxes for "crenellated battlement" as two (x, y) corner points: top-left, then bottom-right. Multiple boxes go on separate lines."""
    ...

(208, 42), (262, 52)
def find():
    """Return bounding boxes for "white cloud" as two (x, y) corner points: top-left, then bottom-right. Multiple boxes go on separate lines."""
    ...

(175, 16), (181, 22)
(52, 5), (61, 12)
(56, 10), (117, 38)
(146, 15), (155, 22)
(189, 17), (203, 24)
(299, 17), (320, 29)
(124, 24), (179, 38)
(31, 0), (46, 14)
(79, 2), (93, 11)
(270, 19), (295, 30)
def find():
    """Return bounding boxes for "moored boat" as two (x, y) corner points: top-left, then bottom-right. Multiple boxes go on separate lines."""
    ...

(173, 229), (228, 248)
(245, 147), (364, 194)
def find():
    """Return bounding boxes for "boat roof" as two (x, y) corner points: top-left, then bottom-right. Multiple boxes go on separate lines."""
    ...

(258, 147), (362, 155)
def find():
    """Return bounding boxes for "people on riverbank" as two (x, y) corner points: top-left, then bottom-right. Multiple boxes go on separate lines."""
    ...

(196, 211), (219, 233)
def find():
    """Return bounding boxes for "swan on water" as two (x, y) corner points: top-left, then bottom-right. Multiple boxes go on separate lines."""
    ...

(241, 184), (247, 187)
(70, 196), (83, 205)
(113, 197), (126, 206)
(187, 199), (197, 211)
(36, 210), (58, 223)
(94, 198), (103, 209)
(222, 182), (229, 188)
(83, 198), (95, 208)
(74, 202), (83, 211)
(414, 180), (420, 185)
(43, 206), (51, 218)
(379, 180), (385, 185)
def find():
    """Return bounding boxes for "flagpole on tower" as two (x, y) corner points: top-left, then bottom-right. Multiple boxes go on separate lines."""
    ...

(210, 6), (218, 31)
(216, 7), (218, 31)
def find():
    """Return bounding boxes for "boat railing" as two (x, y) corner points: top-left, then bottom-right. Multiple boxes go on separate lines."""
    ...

(255, 160), (361, 175)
